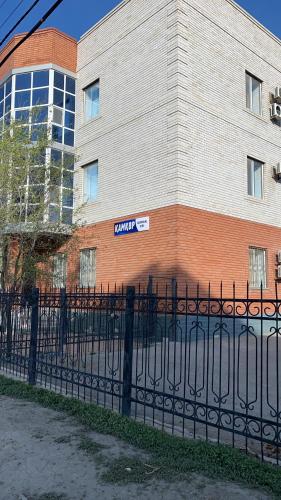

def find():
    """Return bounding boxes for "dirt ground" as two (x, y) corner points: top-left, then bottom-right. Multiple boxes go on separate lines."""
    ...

(0, 397), (271, 500)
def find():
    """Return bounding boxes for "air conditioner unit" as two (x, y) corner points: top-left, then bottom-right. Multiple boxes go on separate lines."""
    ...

(273, 163), (281, 180)
(277, 265), (281, 279)
(278, 251), (281, 264)
(275, 87), (281, 104)
(270, 103), (281, 120)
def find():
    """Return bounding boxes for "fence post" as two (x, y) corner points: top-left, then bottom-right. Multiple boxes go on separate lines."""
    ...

(28, 288), (39, 385)
(59, 288), (67, 354)
(147, 276), (156, 342)
(6, 296), (12, 360)
(122, 286), (135, 417)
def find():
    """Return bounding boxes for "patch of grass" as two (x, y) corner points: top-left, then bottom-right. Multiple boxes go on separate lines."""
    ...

(0, 376), (281, 497)
(101, 457), (165, 484)
(78, 435), (105, 456)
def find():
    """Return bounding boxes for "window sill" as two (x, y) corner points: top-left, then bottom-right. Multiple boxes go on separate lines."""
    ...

(245, 195), (268, 205)
(81, 115), (102, 127)
(243, 108), (268, 124)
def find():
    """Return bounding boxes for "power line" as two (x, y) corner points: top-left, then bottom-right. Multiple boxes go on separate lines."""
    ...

(0, 0), (25, 32)
(0, 0), (9, 10)
(0, 0), (64, 68)
(0, 0), (41, 47)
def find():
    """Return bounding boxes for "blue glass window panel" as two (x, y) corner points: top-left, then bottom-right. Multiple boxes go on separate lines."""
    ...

(31, 124), (47, 141)
(51, 149), (62, 164)
(64, 128), (74, 146)
(5, 78), (12, 96)
(15, 109), (30, 123)
(0, 85), (4, 101)
(64, 111), (75, 129)
(63, 170), (73, 188)
(53, 89), (64, 108)
(54, 71), (64, 90)
(5, 94), (11, 113)
(62, 207), (72, 225)
(84, 162), (98, 202)
(33, 70), (49, 88)
(63, 153), (74, 170)
(52, 125), (63, 143)
(16, 73), (31, 90)
(62, 189), (73, 207)
(65, 93), (75, 112)
(0, 101), (3, 118)
(32, 106), (48, 123)
(65, 76), (75, 94)
(15, 90), (31, 108)
(85, 81), (100, 120)
(32, 88), (49, 105)
(4, 113), (10, 126)
(49, 205), (60, 222)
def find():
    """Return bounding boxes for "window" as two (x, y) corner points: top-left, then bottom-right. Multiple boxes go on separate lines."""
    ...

(83, 162), (98, 203)
(249, 247), (267, 288)
(247, 157), (263, 199)
(84, 80), (100, 120)
(80, 249), (96, 288)
(53, 253), (67, 288)
(246, 72), (262, 115)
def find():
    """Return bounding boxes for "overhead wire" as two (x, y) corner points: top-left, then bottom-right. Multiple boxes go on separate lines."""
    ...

(0, 0), (41, 47)
(0, 0), (25, 32)
(0, 0), (64, 67)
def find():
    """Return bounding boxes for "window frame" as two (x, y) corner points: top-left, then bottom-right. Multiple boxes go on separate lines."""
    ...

(247, 157), (264, 199)
(79, 248), (96, 288)
(83, 161), (99, 204)
(83, 79), (100, 122)
(245, 71), (262, 116)
(249, 247), (267, 289)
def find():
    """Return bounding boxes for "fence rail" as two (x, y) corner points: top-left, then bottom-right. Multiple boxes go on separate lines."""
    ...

(0, 284), (280, 464)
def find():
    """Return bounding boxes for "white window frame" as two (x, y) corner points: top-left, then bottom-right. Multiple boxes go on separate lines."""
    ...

(247, 157), (264, 199)
(84, 79), (100, 121)
(53, 253), (67, 288)
(79, 248), (96, 288)
(249, 247), (267, 289)
(246, 72), (262, 115)
(83, 161), (98, 204)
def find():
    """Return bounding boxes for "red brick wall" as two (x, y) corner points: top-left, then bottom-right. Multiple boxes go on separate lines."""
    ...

(0, 28), (77, 80)
(64, 205), (281, 297)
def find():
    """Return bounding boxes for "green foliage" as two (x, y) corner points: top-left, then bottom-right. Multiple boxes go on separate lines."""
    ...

(0, 376), (280, 497)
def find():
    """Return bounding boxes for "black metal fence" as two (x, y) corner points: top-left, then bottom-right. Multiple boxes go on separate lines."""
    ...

(0, 284), (280, 464)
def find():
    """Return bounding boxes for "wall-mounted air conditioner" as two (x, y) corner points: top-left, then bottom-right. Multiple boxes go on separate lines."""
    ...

(273, 163), (281, 180)
(277, 265), (281, 279)
(270, 103), (281, 120)
(278, 251), (281, 264)
(274, 87), (281, 104)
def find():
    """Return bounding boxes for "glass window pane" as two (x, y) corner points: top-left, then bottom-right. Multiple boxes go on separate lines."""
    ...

(63, 170), (73, 188)
(32, 87), (49, 105)
(49, 205), (60, 222)
(84, 162), (98, 202)
(0, 85), (4, 101)
(252, 78), (261, 114)
(50, 166), (61, 186)
(5, 94), (11, 113)
(65, 76), (75, 94)
(254, 161), (263, 198)
(62, 189), (73, 207)
(52, 125), (63, 143)
(4, 112), (11, 126)
(246, 73), (251, 109)
(62, 207), (72, 225)
(247, 158), (253, 196)
(53, 253), (66, 288)
(5, 77), (12, 96)
(53, 107), (63, 125)
(31, 124), (47, 141)
(65, 93), (75, 112)
(85, 81), (100, 120)
(64, 111), (75, 129)
(54, 71), (65, 90)
(0, 101), (3, 118)
(32, 106), (48, 123)
(15, 90), (31, 108)
(16, 73), (31, 90)
(64, 128), (74, 146)
(51, 149), (62, 164)
(53, 89), (64, 108)
(249, 248), (266, 288)
(79, 248), (96, 287)
(63, 153), (74, 170)
(33, 70), (49, 88)
(15, 109), (30, 123)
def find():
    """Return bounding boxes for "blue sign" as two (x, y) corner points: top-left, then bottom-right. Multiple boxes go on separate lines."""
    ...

(114, 217), (150, 236)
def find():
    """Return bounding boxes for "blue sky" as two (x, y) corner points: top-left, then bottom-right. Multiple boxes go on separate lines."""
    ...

(0, 0), (280, 45)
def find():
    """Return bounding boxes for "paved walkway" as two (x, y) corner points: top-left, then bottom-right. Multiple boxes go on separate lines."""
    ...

(0, 397), (271, 500)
